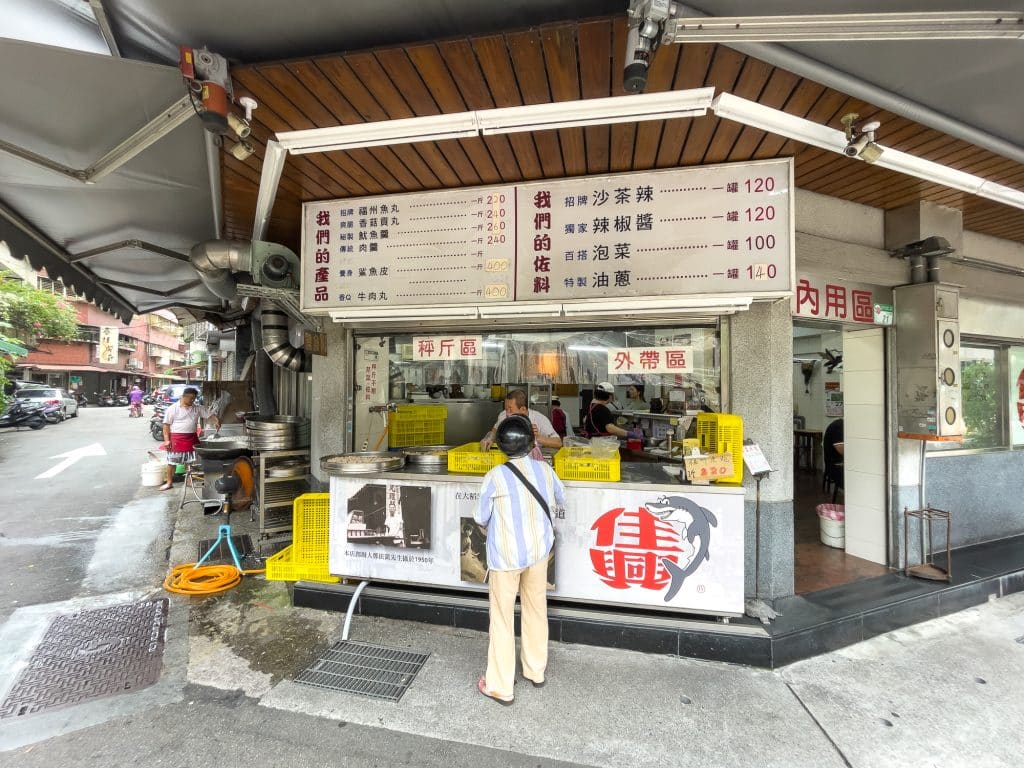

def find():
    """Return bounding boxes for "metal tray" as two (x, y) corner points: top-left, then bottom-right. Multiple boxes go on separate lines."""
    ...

(320, 452), (406, 475)
(402, 445), (453, 466)
(267, 462), (310, 478)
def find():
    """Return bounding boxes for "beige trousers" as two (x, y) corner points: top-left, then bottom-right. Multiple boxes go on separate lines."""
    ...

(485, 556), (549, 700)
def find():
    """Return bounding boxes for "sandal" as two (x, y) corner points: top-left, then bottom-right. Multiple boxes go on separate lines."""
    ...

(158, 482), (173, 491)
(477, 677), (513, 706)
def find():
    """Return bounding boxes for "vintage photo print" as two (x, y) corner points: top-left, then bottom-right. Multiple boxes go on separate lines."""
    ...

(459, 517), (488, 583)
(347, 483), (432, 549)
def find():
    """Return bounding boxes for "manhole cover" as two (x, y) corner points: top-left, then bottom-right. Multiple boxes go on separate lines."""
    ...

(0, 599), (168, 720)
(295, 641), (429, 702)
(197, 534), (254, 563)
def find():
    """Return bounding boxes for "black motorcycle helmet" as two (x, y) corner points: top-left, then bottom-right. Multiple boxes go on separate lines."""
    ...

(495, 414), (534, 458)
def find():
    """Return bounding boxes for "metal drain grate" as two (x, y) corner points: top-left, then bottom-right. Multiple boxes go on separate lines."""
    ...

(197, 534), (254, 563)
(0, 599), (167, 719)
(294, 641), (430, 702)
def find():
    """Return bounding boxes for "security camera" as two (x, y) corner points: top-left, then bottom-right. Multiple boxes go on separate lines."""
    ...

(624, 0), (675, 93)
(840, 114), (883, 163)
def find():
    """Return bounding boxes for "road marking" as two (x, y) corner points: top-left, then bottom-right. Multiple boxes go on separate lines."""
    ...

(35, 442), (107, 479)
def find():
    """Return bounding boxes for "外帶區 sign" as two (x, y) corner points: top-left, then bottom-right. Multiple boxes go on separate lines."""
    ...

(607, 346), (693, 375)
(300, 159), (795, 314)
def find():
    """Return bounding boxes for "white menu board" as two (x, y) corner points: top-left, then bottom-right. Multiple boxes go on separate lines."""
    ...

(301, 186), (515, 310)
(300, 159), (793, 313)
(516, 160), (792, 301)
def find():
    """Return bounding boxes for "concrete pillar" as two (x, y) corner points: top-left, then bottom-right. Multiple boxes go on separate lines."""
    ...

(729, 300), (794, 599)
(311, 324), (352, 485)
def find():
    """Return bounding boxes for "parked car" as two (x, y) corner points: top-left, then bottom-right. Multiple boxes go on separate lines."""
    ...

(15, 387), (79, 419)
(160, 383), (199, 404)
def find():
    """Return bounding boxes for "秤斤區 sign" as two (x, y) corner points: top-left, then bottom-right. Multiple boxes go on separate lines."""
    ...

(412, 335), (483, 361)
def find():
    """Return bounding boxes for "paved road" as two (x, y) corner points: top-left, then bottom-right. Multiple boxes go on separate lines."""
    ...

(0, 405), (166, 621)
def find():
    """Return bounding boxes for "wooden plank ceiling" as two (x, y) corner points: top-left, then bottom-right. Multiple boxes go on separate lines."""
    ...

(223, 13), (1024, 252)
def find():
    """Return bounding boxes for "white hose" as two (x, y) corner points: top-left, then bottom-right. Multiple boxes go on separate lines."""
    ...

(342, 580), (370, 641)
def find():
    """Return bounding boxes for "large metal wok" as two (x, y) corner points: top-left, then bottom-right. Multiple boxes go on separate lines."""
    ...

(195, 436), (251, 460)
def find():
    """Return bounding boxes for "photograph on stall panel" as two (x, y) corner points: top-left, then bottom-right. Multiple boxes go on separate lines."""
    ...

(346, 483), (432, 549)
(460, 517), (488, 583)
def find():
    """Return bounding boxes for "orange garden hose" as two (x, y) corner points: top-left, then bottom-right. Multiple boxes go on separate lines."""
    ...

(163, 562), (266, 596)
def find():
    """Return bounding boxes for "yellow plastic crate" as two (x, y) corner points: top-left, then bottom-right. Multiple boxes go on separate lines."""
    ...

(388, 416), (446, 447)
(265, 545), (340, 583)
(554, 447), (621, 482)
(394, 404), (449, 418)
(292, 493), (330, 559)
(696, 413), (744, 483)
(447, 442), (509, 474)
(265, 493), (340, 583)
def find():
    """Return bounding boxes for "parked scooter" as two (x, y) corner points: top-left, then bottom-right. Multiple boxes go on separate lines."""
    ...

(95, 392), (115, 407)
(41, 400), (64, 424)
(115, 394), (129, 407)
(150, 401), (167, 441)
(0, 399), (47, 430)
(75, 393), (88, 408)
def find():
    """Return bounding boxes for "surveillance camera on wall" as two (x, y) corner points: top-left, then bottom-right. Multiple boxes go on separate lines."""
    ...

(841, 114), (884, 163)
(624, 0), (675, 93)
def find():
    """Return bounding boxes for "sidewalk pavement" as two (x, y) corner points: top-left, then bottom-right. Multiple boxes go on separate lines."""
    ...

(171, 492), (1024, 768)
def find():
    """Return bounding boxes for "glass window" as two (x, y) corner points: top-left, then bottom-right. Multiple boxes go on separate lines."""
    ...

(960, 345), (1003, 449)
(374, 324), (721, 412)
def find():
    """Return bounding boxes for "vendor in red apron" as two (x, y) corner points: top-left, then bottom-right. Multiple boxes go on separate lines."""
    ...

(581, 382), (635, 439)
(159, 387), (219, 491)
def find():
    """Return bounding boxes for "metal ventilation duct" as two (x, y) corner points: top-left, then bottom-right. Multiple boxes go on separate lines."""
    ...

(261, 302), (306, 371)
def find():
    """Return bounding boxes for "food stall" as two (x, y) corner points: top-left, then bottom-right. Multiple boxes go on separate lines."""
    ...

(301, 159), (794, 619)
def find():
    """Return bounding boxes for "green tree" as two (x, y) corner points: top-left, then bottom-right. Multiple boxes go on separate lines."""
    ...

(0, 279), (80, 343)
(961, 359), (999, 448)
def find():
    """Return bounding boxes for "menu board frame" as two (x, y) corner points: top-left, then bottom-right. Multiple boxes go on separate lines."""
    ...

(300, 159), (794, 315)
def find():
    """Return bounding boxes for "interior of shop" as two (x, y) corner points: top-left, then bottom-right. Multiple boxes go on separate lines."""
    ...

(792, 322), (890, 594)
(356, 324), (722, 454)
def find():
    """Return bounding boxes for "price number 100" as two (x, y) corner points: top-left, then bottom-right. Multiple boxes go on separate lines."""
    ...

(745, 234), (776, 250)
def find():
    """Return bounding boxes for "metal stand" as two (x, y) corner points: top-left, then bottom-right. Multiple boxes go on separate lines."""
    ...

(745, 470), (778, 624)
(194, 524), (243, 571)
(179, 462), (225, 515)
(903, 507), (952, 582)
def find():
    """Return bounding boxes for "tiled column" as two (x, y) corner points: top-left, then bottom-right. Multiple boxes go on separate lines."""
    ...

(311, 324), (352, 485)
(729, 301), (795, 599)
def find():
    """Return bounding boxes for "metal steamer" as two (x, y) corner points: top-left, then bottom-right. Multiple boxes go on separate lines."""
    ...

(320, 452), (406, 476)
(246, 415), (311, 451)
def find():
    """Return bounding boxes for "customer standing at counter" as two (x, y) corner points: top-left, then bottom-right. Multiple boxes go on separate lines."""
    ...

(475, 415), (564, 706)
(479, 389), (561, 458)
(581, 382), (633, 439)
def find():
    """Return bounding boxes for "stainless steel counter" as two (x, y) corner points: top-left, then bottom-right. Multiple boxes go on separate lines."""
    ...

(359, 462), (743, 494)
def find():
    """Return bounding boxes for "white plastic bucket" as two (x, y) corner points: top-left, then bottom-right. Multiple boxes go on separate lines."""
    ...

(816, 503), (846, 548)
(141, 461), (165, 487)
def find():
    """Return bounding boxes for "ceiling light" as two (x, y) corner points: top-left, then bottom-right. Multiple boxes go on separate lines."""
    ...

(711, 94), (1024, 211)
(712, 93), (847, 154)
(477, 302), (563, 319)
(328, 305), (479, 322)
(477, 89), (715, 135)
(562, 295), (753, 316)
(280, 112), (482, 155)
(661, 12), (1024, 43)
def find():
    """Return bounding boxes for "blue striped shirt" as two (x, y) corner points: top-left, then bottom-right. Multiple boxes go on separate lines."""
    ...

(474, 457), (566, 571)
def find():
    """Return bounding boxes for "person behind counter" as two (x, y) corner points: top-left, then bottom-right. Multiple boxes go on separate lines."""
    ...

(626, 383), (646, 406)
(475, 414), (564, 705)
(550, 398), (570, 439)
(581, 382), (639, 439)
(479, 389), (561, 458)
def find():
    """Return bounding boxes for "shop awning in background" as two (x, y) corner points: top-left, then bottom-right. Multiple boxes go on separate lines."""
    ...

(14, 363), (149, 376)
(0, 338), (29, 357)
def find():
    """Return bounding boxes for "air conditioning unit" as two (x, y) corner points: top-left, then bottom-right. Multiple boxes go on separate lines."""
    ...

(127, 359), (143, 370)
(894, 283), (964, 440)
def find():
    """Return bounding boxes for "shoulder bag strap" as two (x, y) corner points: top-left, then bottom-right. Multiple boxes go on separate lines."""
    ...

(503, 462), (552, 522)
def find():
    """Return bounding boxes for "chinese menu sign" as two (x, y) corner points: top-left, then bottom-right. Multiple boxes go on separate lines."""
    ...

(607, 346), (693, 375)
(301, 160), (793, 313)
(301, 186), (515, 310)
(791, 273), (893, 324)
(412, 335), (483, 361)
(329, 476), (744, 615)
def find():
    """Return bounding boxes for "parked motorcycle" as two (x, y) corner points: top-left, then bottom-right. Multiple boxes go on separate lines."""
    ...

(115, 394), (129, 407)
(150, 402), (167, 441)
(142, 394), (156, 405)
(75, 393), (88, 407)
(0, 399), (47, 430)
(41, 400), (65, 424)
(95, 392), (115, 407)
